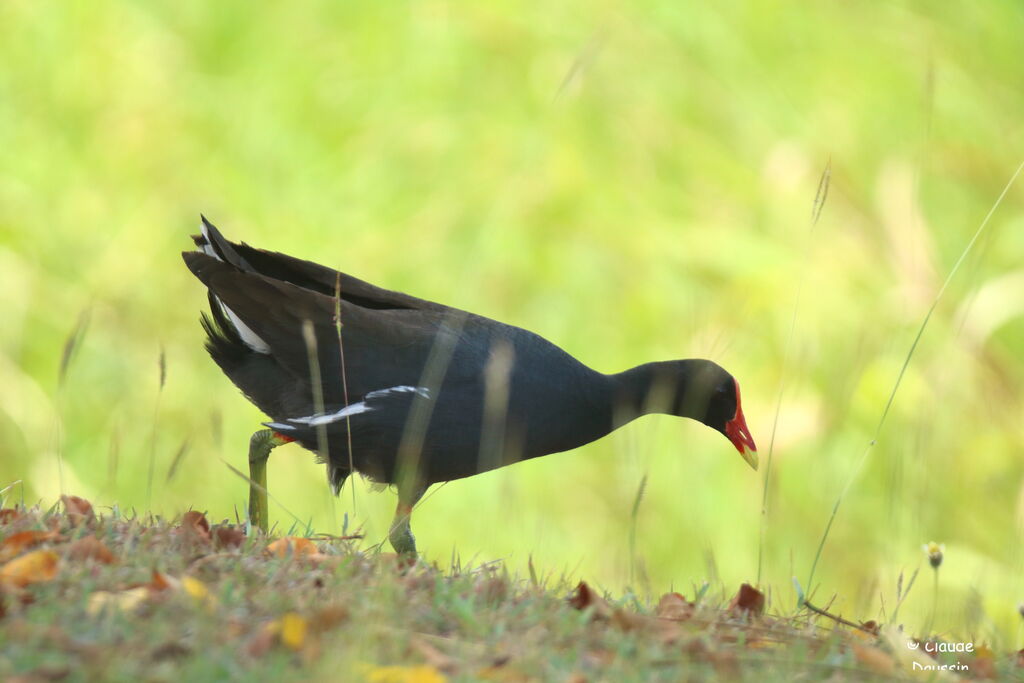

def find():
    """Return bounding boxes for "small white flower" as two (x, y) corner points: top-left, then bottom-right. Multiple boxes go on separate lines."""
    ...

(922, 541), (944, 569)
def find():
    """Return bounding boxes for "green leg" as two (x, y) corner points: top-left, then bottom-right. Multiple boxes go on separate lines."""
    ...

(248, 429), (289, 533)
(388, 488), (423, 557)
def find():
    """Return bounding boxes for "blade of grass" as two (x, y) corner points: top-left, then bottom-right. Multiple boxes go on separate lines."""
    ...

(890, 565), (920, 625)
(394, 311), (466, 503)
(628, 473), (648, 589)
(146, 346), (166, 508)
(55, 308), (91, 496)
(334, 272), (357, 510)
(58, 310), (91, 390)
(805, 159), (1024, 595)
(757, 158), (831, 585)
(165, 438), (192, 483)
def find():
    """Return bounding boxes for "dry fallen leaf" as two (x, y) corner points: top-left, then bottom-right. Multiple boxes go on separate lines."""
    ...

(61, 496), (94, 525)
(149, 570), (178, 592)
(254, 613), (311, 655)
(0, 509), (22, 525)
(0, 549), (59, 587)
(65, 536), (116, 564)
(968, 645), (996, 679)
(568, 581), (611, 619)
(278, 613), (308, 651)
(364, 664), (448, 683)
(181, 576), (215, 607)
(309, 604), (349, 633)
(247, 626), (276, 658)
(0, 530), (61, 562)
(87, 587), (149, 615)
(180, 511), (211, 544)
(212, 525), (245, 549)
(727, 583), (765, 616)
(266, 537), (319, 558)
(656, 592), (695, 621)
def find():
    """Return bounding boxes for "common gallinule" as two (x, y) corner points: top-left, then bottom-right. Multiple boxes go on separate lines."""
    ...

(184, 218), (758, 554)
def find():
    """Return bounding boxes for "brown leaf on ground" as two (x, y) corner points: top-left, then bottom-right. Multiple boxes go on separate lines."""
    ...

(0, 549), (59, 587)
(211, 525), (245, 549)
(149, 569), (178, 592)
(727, 583), (765, 616)
(65, 536), (117, 564)
(309, 604), (349, 633)
(568, 581), (611, 619)
(60, 496), (94, 525)
(252, 613), (310, 653)
(266, 537), (319, 559)
(655, 592), (695, 621)
(963, 645), (996, 679)
(0, 509), (21, 525)
(609, 608), (683, 644)
(247, 625), (276, 658)
(1016, 648), (1024, 668)
(0, 530), (62, 562)
(180, 511), (211, 544)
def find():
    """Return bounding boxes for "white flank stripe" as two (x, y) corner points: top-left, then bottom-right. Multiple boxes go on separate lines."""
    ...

(288, 401), (375, 426)
(277, 384), (431, 429)
(365, 385), (431, 400)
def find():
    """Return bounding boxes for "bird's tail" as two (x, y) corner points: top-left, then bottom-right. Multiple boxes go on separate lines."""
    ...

(191, 215), (254, 272)
(188, 216), (272, 354)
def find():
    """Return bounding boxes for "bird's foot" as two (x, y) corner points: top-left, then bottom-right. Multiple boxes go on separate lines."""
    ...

(388, 517), (417, 557)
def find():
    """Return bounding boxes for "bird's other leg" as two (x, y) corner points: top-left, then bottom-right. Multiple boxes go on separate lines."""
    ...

(248, 429), (292, 534)
(388, 486), (424, 557)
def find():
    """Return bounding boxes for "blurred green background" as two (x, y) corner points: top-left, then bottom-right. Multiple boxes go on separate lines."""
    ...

(2, 0), (1022, 644)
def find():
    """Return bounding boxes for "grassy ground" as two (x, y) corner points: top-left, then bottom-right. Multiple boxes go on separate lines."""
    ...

(2, 0), (1024, 655)
(2, 499), (1019, 681)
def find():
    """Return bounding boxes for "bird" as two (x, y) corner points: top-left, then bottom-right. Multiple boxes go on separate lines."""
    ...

(183, 217), (758, 555)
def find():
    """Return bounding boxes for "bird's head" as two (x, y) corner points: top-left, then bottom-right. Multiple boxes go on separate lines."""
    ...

(668, 360), (758, 470)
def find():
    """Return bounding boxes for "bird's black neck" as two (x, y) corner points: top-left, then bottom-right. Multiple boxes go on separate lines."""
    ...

(606, 360), (704, 427)
(518, 359), (711, 460)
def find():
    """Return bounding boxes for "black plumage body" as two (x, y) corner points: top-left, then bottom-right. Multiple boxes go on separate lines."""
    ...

(183, 219), (757, 501)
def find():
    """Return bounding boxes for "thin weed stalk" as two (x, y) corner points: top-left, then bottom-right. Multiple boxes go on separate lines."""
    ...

(56, 309), (91, 496)
(628, 473), (648, 590)
(889, 565), (920, 625)
(805, 159), (1024, 595)
(146, 346), (166, 507)
(757, 159), (831, 585)
(398, 311), (467, 511)
(334, 272), (357, 509)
